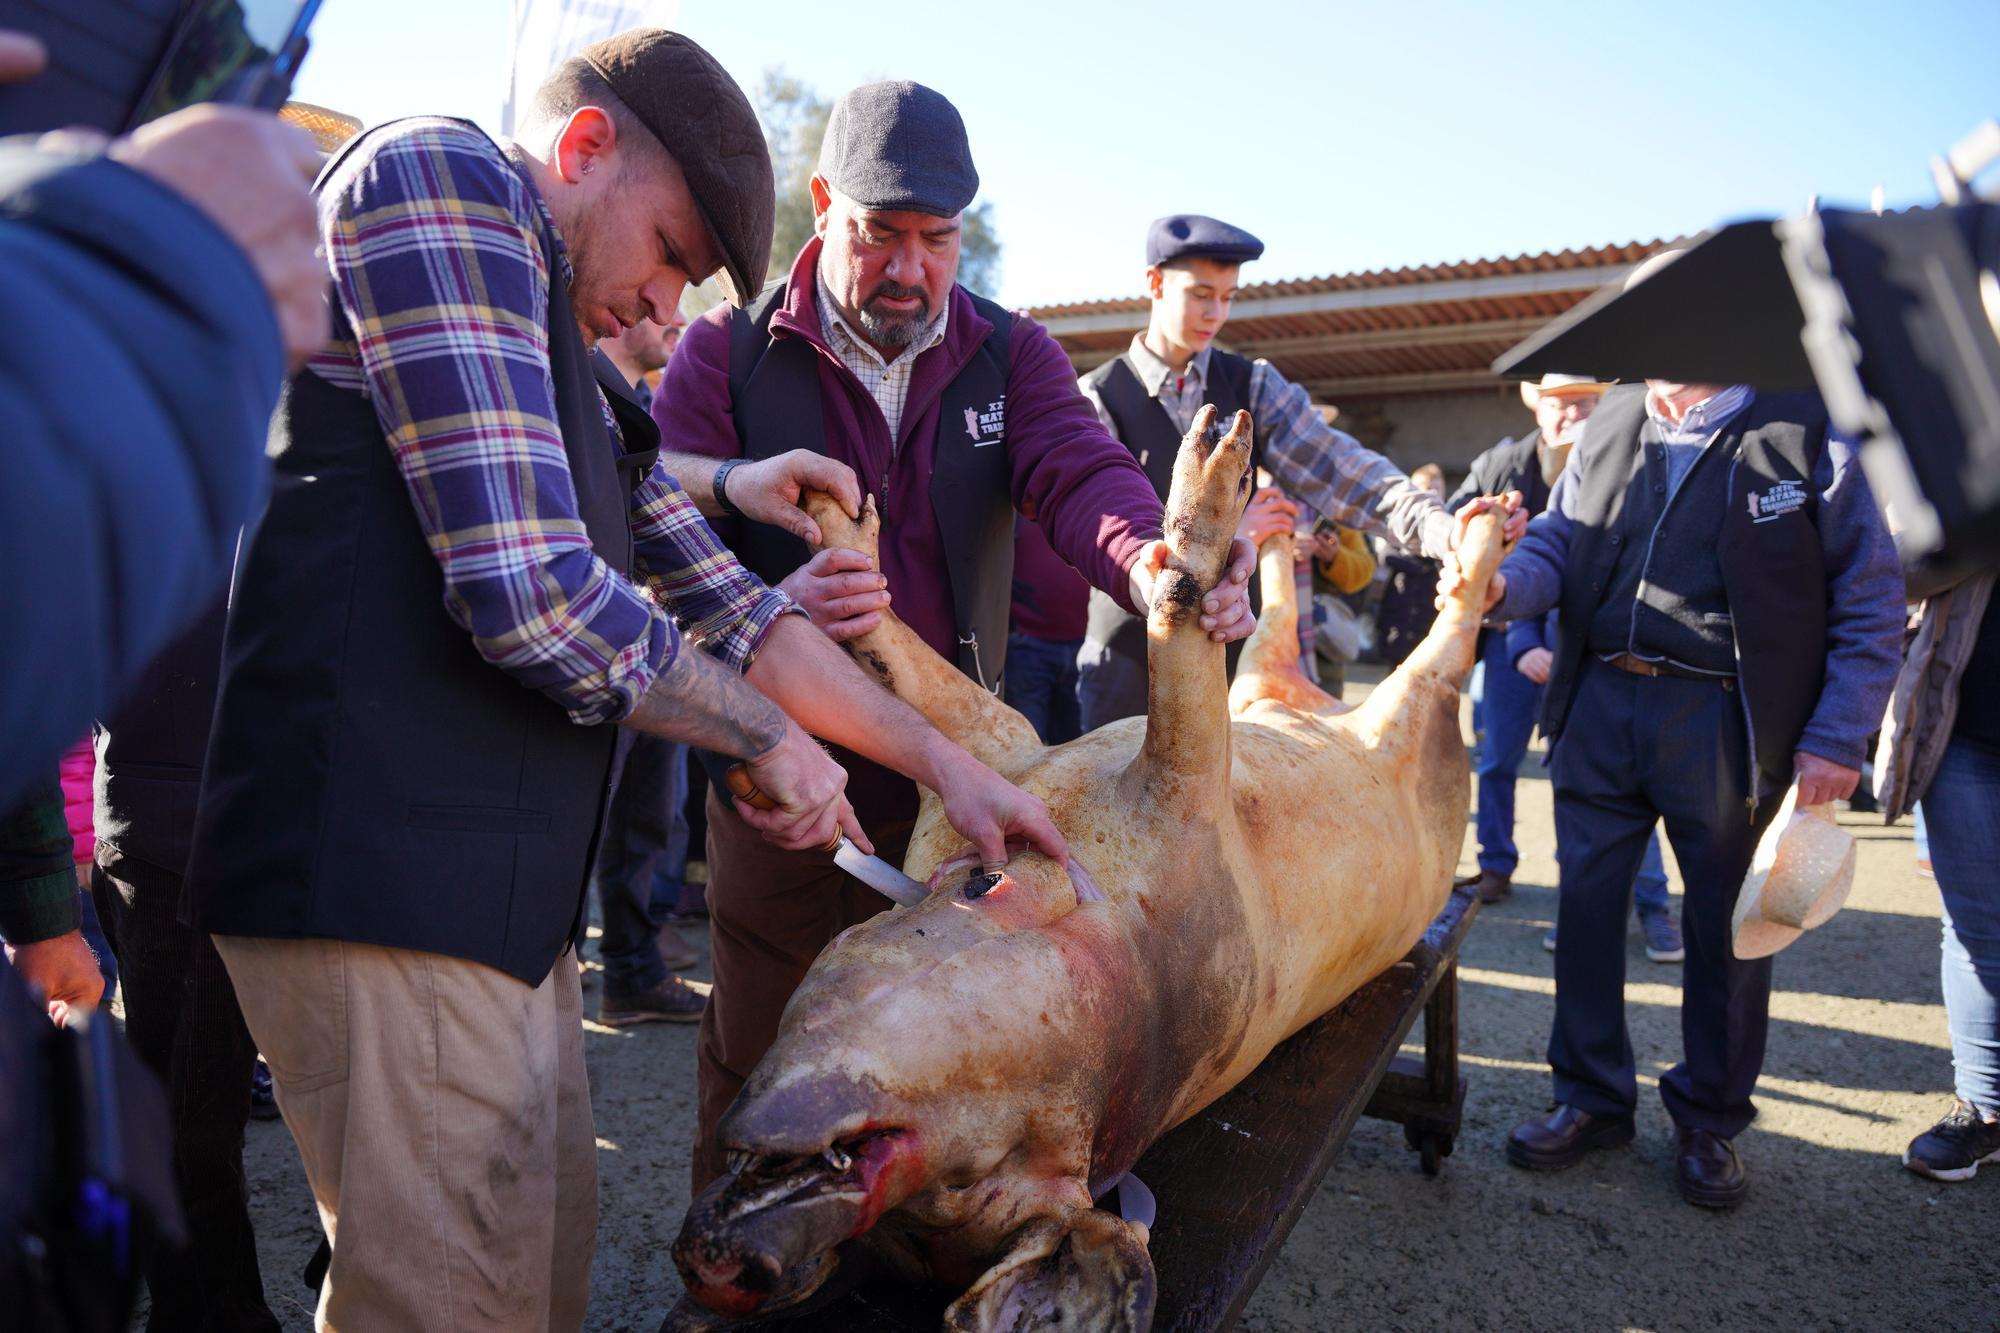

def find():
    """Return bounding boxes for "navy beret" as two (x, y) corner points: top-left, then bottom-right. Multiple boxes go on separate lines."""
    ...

(818, 81), (978, 217)
(1147, 214), (1265, 268)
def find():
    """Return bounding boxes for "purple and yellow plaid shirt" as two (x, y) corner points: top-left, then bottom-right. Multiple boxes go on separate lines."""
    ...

(306, 118), (793, 725)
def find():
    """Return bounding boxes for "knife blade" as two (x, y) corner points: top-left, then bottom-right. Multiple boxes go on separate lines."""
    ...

(724, 764), (930, 908)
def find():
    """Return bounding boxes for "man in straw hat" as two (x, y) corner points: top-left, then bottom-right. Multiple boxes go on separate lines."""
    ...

(183, 32), (1066, 1327)
(1445, 249), (1906, 1207)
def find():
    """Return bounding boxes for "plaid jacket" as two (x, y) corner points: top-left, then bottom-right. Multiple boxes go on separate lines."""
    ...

(308, 118), (793, 726)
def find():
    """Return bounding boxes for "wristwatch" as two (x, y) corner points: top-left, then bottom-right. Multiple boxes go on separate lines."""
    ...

(713, 458), (747, 517)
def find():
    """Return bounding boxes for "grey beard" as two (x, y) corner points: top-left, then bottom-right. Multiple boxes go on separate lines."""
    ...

(858, 298), (929, 348)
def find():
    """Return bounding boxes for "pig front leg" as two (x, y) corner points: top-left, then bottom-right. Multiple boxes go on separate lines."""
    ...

(943, 1206), (1157, 1333)
(1137, 404), (1254, 793)
(798, 491), (1044, 780)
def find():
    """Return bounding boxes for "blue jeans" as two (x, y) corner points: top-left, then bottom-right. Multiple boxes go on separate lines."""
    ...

(591, 732), (689, 994)
(1474, 634), (1537, 875)
(1922, 734), (2000, 1117)
(1004, 633), (1083, 745)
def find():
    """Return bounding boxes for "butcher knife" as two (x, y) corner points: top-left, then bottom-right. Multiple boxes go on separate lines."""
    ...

(723, 765), (930, 907)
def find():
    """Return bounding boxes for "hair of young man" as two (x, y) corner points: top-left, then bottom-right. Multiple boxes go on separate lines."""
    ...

(526, 59), (669, 181)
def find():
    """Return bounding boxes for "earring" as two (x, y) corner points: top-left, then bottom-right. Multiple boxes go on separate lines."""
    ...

(581, 159), (595, 175)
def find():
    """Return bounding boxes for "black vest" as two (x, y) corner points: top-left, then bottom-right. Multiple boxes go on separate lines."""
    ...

(1541, 385), (1830, 795)
(1472, 432), (1554, 519)
(1584, 420), (1736, 674)
(725, 283), (1016, 689)
(93, 596), (227, 877)
(185, 120), (660, 984)
(1078, 349), (1256, 662)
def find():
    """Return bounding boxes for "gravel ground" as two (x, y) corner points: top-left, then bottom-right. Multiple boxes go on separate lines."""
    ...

(218, 672), (1997, 1331)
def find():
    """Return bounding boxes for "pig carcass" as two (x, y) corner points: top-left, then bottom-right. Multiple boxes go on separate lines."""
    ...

(670, 406), (1503, 1331)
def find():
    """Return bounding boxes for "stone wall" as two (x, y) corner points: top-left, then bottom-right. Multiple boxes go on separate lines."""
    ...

(1330, 387), (1534, 491)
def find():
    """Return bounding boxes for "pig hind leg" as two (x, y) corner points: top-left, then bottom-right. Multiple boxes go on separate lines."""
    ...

(944, 1208), (1156, 1333)
(1228, 533), (1345, 718)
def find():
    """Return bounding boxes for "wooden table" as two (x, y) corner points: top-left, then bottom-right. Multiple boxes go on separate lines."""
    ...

(760, 885), (1482, 1332)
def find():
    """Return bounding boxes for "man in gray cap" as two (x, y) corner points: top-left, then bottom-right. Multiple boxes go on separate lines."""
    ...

(1074, 214), (1526, 728)
(657, 81), (1263, 1189)
(184, 35), (1065, 1329)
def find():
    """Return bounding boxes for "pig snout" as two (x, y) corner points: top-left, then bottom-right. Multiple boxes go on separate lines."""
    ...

(673, 1131), (922, 1317)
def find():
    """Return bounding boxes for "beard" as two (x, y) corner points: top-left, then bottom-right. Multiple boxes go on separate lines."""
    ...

(856, 282), (932, 348)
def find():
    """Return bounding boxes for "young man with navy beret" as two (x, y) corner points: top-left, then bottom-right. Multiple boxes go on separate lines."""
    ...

(1074, 214), (1526, 728)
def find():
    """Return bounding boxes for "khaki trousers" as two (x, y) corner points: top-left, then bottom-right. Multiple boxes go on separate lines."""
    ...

(214, 936), (595, 1332)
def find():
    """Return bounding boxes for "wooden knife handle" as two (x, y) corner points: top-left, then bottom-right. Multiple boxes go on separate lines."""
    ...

(725, 764), (842, 854)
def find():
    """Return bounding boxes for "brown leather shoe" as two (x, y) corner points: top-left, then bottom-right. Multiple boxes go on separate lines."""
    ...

(1473, 870), (1512, 903)
(1675, 1126), (1747, 1208)
(1506, 1104), (1635, 1170)
(598, 975), (707, 1027)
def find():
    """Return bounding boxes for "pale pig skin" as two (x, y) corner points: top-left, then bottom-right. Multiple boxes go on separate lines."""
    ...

(670, 407), (1505, 1331)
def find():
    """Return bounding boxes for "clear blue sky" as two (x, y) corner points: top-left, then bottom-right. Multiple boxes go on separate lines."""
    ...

(292, 0), (1999, 308)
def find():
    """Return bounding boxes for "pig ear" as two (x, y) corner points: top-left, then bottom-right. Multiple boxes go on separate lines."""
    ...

(944, 1209), (1156, 1333)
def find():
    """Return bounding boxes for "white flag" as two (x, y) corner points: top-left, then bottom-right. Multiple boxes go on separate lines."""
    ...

(501, 0), (682, 136)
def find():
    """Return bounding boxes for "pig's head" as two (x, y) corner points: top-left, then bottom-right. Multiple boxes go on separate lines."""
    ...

(671, 850), (1123, 1320)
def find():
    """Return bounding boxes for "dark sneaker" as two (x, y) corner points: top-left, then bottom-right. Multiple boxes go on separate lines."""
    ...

(1640, 909), (1685, 963)
(598, 976), (707, 1027)
(248, 1058), (282, 1121)
(1471, 870), (1512, 904)
(1903, 1100), (2000, 1182)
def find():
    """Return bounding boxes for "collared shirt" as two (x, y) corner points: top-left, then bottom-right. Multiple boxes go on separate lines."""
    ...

(307, 119), (792, 727)
(813, 271), (949, 441)
(1081, 333), (1456, 560)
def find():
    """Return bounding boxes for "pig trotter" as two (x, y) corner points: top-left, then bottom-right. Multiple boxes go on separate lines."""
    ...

(943, 1209), (1157, 1333)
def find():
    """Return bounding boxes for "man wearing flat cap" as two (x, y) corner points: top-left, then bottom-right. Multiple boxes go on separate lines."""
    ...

(1074, 214), (1525, 728)
(657, 81), (1262, 1189)
(183, 34), (1065, 1328)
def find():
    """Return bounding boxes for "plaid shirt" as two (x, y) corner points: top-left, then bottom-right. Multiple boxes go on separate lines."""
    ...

(307, 119), (793, 725)
(813, 271), (949, 441)
(1081, 333), (1455, 560)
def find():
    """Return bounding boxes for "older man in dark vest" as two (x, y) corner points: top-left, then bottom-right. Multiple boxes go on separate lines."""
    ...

(1074, 214), (1523, 730)
(655, 83), (1265, 1189)
(184, 34), (1063, 1329)
(1462, 360), (1904, 1208)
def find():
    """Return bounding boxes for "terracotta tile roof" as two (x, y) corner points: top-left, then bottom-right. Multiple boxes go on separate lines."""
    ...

(1029, 238), (1680, 398)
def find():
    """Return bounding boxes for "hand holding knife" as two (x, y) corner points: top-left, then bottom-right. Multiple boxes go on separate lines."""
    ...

(724, 765), (929, 907)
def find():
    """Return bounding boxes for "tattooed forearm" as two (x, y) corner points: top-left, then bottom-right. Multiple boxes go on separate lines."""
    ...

(621, 643), (787, 759)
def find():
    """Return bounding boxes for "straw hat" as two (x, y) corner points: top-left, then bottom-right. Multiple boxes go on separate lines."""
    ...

(1519, 373), (1613, 410)
(1731, 785), (1857, 959)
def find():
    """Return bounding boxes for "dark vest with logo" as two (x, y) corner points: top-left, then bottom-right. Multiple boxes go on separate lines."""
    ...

(1471, 432), (1554, 520)
(724, 282), (1016, 688)
(93, 597), (227, 878)
(1079, 349), (1257, 663)
(1541, 384), (1830, 795)
(185, 120), (661, 984)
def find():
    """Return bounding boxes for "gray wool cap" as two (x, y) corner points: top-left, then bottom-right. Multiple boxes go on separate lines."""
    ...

(817, 80), (978, 217)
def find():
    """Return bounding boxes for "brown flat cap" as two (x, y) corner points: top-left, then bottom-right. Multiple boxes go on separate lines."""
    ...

(574, 29), (772, 306)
